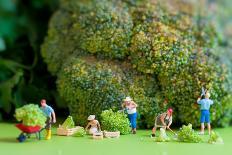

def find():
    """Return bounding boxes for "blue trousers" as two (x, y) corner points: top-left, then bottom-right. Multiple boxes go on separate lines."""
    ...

(128, 113), (137, 129)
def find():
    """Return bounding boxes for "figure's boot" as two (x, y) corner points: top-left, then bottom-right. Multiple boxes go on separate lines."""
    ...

(45, 129), (51, 140)
(151, 134), (156, 137)
(132, 129), (136, 134)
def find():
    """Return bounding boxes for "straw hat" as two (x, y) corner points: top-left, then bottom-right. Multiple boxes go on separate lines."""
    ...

(88, 115), (95, 121)
(124, 96), (132, 102)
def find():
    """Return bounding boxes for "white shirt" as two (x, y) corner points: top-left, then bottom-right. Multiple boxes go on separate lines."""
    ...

(127, 107), (136, 114)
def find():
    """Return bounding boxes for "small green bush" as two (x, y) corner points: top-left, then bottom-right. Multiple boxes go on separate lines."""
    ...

(14, 104), (46, 127)
(208, 131), (223, 144)
(100, 109), (131, 135)
(177, 124), (202, 143)
(73, 127), (86, 137)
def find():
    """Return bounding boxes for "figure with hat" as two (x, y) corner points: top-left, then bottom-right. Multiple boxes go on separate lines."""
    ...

(151, 108), (173, 137)
(122, 97), (138, 134)
(197, 91), (214, 135)
(85, 115), (101, 134)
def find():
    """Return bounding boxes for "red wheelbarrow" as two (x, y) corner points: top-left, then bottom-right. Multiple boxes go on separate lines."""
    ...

(15, 123), (51, 142)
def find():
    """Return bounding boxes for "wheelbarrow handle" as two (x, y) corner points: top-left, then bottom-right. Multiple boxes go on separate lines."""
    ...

(40, 122), (54, 132)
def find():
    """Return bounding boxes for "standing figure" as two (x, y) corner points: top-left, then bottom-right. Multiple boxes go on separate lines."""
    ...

(40, 99), (56, 140)
(122, 97), (138, 134)
(197, 92), (214, 135)
(151, 108), (173, 137)
(85, 115), (101, 134)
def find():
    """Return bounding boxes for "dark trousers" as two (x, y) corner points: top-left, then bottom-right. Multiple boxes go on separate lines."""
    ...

(45, 117), (52, 129)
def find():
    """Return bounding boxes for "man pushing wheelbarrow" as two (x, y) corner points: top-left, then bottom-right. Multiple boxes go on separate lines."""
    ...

(151, 108), (175, 137)
(15, 100), (56, 142)
(15, 119), (54, 142)
(40, 99), (56, 140)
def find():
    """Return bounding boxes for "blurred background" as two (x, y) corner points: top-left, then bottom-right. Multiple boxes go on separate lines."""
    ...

(0, 0), (231, 125)
(0, 0), (66, 121)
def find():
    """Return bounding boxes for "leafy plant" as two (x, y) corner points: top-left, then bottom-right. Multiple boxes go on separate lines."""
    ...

(177, 124), (202, 143)
(208, 131), (223, 144)
(73, 127), (86, 137)
(14, 104), (46, 127)
(61, 116), (75, 129)
(0, 0), (59, 119)
(100, 109), (131, 135)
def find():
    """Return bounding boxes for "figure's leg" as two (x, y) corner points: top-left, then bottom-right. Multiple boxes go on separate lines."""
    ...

(151, 126), (157, 137)
(128, 114), (132, 128)
(207, 123), (211, 135)
(200, 111), (205, 134)
(45, 117), (52, 140)
(200, 123), (205, 134)
(206, 110), (211, 135)
(132, 113), (137, 134)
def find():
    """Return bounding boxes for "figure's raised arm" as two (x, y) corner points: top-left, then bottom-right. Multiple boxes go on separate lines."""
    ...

(197, 97), (201, 104)
(97, 121), (101, 131)
(131, 101), (138, 108)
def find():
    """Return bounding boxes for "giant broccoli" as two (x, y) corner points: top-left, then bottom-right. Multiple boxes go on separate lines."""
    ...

(41, 0), (232, 127)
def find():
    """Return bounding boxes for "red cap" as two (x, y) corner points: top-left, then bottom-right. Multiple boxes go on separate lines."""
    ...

(168, 108), (173, 114)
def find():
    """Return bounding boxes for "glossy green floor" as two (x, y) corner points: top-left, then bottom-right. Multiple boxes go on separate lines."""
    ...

(0, 123), (231, 155)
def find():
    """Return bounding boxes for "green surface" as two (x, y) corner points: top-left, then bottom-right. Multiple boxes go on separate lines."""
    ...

(0, 123), (231, 155)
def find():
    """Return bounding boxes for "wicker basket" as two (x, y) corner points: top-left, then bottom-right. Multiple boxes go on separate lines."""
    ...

(93, 132), (103, 140)
(104, 131), (120, 138)
(57, 125), (82, 136)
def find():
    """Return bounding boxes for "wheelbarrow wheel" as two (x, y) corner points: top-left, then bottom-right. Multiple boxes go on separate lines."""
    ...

(17, 133), (27, 142)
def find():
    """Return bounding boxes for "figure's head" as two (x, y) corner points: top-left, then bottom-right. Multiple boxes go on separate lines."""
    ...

(124, 96), (132, 104)
(167, 108), (173, 116)
(205, 92), (211, 99)
(40, 99), (47, 107)
(88, 115), (95, 121)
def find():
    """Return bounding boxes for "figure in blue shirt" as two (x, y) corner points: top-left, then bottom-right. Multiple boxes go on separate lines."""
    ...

(197, 91), (213, 135)
(40, 99), (56, 140)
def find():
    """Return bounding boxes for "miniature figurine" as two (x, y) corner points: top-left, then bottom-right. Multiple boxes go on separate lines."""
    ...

(40, 99), (56, 140)
(197, 91), (214, 135)
(122, 97), (138, 134)
(85, 115), (101, 134)
(151, 108), (173, 137)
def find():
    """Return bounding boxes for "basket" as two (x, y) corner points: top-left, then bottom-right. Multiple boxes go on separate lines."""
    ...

(93, 132), (103, 140)
(104, 131), (120, 138)
(57, 125), (82, 136)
